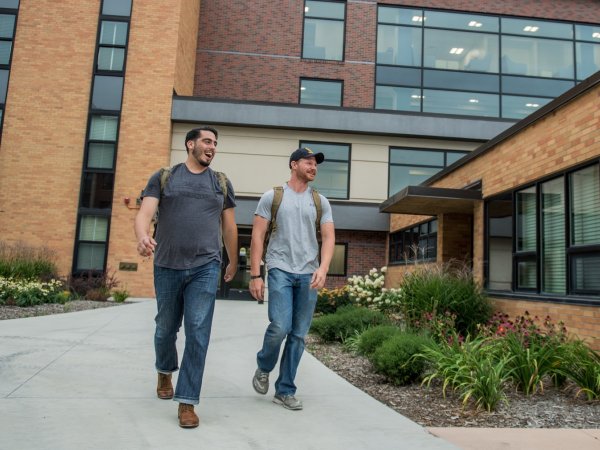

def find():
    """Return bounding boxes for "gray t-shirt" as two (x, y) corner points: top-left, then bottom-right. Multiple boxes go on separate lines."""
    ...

(255, 184), (333, 274)
(143, 163), (235, 270)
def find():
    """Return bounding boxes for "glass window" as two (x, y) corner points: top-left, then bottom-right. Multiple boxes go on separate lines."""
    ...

(502, 76), (574, 97)
(375, 86), (421, 112)
(0, 1), (19, 9)
(89, 115), (118, 141)
(377, 25), (421, 66)
(502, 36), (573, 78)
(517, 260), (537, 290)
(97, 47), (125, 71)
(576, 43), (600, 80)
(303, 1), (345, 61)
(570, 165), (600, 246)
(424, 29), (499, 73)
(516, 186), (537, 252)
(102, 0), (132, 17)
(80, 172), (115, 209)
(0, 14), (15, 38)
(0, 68), (8, 103)
(487, 194), (513, 291)
(571, 254), (600, 293)
(0, 41), (11, 65)
(389, 166), (439, 195)
(502, 95), (550, 120)
(575, 24), (600, 42)
(390, 149), (444, 165)
(378, 6), (422, 25)
(329, 244), (347, 276)
(300, 141), (350, 199)
(91, 75), (123, 111)
(423, 89), (499, 117)
(446, 151), (468, 165)
(76, 243), (106, 271)
(87, 143), (115, 169)
(99, 21), (128, 46)
(376, 66), (421, 87)
(300, 79), (342, 106)
(541, 177), (566, 294)
(424, 70), (498, 92)
(424, 11), (499, 32)
(389, 219), (437, 264)
(502, 18), (572, 39)
(79, 216), (108, 241)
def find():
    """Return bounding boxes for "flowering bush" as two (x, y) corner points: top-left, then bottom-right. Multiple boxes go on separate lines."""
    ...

(316, 286), (351, 315)
(0, 276), (69, 307)
(480, 311), (568, 346)
(346, 267), (403, 314)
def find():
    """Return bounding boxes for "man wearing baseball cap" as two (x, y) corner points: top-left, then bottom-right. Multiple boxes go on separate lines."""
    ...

(249, 147), (335, 411)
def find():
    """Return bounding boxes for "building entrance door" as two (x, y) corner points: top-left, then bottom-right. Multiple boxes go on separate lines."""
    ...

(219, 231), (254, 300)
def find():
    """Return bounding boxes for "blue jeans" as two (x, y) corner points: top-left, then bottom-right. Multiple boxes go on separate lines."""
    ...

(256, 268), (318, 396)
(153, 261), (220, 405)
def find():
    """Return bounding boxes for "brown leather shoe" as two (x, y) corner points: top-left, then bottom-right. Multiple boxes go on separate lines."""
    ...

(178, 403), (199, 428)
(156, 373), (173, 399)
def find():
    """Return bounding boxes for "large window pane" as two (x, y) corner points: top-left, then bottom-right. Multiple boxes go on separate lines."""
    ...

(377, 25), (421, 66)
(501, 18), (573, 39)
(91, 75), (123, 111)
(376, 66), (421, 87)
(517, 260), (537, 289)
(329, 244), (347, 276)
(102, 0), (132, 17)
(76, 243), (106, 271)
(502, 76), (574, 97)
(303, 18), (344, 60)
(576, 43), (600, 80)
(390, 149), (444, 166)
(99, 21), (128, 46)
(375, 86), (421, 111)
(502, 95), (550, 120)
(300, 79), (342, 106)
(87, 143), (115, 169)
(487, 194), (513, 290)
(502, 36), (573, 78)
(541, 177), (566, 294)
(424, 29), (498, 73)
(0, 69), (8, 103)
(97, 47), (125, 71)
(0, 14), (15, 38)
(89, 115), (118, 141)
(81, 172), (115, 209)
(389, 165), (438, 195)
(571, 255), (600, 292)
(423, 89), (499, 117)
(516, 186), (537, 252)
(424, 11), (498, 32)
(301, 141), (349, 199)
(79, 216), (108, 241)
(570, 164), (600, 246)
(575, 25), (600, 42)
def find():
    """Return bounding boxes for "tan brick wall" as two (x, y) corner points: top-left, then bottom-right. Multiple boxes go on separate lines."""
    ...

(0, 0), (99, 275)
(173, 0), (199, 96)
(492, 298), (600, 351)
(108, 0), (199, 297)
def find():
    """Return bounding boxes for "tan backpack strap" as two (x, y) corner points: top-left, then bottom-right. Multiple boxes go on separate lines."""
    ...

(158, 166), (172, 197)
(215, 171), (229, 210)
(311, 188), (322, 234)
(263, 186), (284, 262)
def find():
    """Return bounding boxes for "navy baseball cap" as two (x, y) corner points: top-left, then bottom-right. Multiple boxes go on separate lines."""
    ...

(289, 147), (325, 168)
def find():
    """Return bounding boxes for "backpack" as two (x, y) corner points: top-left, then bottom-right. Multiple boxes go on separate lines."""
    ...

(262, 186), (322, 261)
(151, 165), (229, 237)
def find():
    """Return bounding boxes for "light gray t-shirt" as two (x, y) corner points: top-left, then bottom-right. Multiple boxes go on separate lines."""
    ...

(143, 163), (235, 270)
(255, 184), (333, 274)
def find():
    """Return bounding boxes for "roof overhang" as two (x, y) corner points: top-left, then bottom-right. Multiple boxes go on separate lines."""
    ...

(380, 185), (482, 215)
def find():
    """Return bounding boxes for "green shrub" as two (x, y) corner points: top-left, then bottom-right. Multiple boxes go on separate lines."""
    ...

(111, 289), (130, 303)
(371, 332), (433, 385)
(68, 270), (119, 300)
(401, 263), (492, 335)
(310, 305), (388, 342)
(315, 286), (352, 315)
(347, 267), (403, 314)
(555, 340), (600, 401)
(0, 241), (58, 280)
(357, 325), (402, 356)
(0, 277), (67, 306)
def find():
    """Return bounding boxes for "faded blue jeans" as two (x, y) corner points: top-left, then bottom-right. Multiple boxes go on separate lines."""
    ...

(153, 261), (220, 405)
(256, 268), (318, 396)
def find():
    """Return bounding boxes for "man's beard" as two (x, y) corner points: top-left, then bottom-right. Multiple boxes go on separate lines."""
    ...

(192, 148), (211, 167)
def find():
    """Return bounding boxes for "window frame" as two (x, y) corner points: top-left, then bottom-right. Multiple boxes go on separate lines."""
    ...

(299, 140), (351, 200)
(328, 243), (348, 276)
(299, 77), (344, 107)
(0, 4), (19, 139)
(301, 0), (346, 62)
(389, 219), (438, 265)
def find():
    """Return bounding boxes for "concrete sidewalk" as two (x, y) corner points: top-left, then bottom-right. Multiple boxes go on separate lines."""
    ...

(1, 299), (598, 450)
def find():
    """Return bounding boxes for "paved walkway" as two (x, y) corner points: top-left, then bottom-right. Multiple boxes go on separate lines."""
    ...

(1, 299), (598, 450)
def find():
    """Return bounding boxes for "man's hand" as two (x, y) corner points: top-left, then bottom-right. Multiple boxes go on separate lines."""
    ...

(223, 262), (237, 282)
(137, 235), (156, 257)
(249, 277), (265, 301)
(310, 267), (327, 290)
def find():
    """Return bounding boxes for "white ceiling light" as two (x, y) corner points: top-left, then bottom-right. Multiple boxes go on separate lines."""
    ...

(592, 32), (600, 39)
(523, 26), (539, 32)
(411, 94), (423, 99)
(468, 21), (482, 28)
(526, 103), (540, 108)
(469, 99), (479, 103)
(449, 47), (464, 55)
(412, 15), (424, 22)
(305, 6), (309, 13)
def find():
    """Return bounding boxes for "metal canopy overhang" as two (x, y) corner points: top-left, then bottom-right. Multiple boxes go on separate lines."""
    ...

(380, 185), (482, 215)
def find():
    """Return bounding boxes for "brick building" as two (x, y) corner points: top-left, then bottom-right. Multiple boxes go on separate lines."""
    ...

(0, 0), (598, 311)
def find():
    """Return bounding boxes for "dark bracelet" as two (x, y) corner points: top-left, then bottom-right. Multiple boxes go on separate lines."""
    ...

(250, 275), (262, 280)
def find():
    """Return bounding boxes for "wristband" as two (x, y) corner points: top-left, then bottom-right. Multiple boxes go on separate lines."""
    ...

(250, 275), (262, 280)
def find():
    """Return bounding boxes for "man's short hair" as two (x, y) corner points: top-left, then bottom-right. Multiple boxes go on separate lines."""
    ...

(185, 126), (219, 148)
